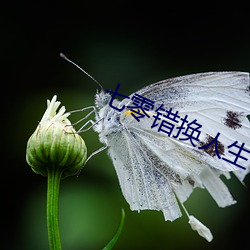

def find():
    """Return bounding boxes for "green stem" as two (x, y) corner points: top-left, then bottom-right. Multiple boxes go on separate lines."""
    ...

(47, 165), (63, 250)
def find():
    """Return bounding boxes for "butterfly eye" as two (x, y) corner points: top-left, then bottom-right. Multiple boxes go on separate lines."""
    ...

(102, 95), (110, 107)
(102, 94), (110, 105)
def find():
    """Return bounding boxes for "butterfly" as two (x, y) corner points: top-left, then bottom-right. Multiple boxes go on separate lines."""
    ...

(61, 55), (250, 241)
(92, 72), (250, 241)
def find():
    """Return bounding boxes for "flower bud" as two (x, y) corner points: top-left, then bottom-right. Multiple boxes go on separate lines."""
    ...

(26, 95), (87, 178)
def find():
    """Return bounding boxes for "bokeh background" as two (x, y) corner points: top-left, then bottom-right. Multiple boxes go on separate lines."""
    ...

(2, 1), (250, 250)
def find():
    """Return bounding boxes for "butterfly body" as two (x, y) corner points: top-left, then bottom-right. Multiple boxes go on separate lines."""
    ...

(94, 91), (124, 144)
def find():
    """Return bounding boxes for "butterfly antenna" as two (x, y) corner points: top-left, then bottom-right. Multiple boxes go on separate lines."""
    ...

(60, 53), (104, 91)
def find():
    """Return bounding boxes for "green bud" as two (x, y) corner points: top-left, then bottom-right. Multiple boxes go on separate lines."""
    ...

(26, 95), (87, 178)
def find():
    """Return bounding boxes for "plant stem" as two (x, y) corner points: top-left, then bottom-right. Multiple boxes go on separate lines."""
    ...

(47, 165), (63, 250)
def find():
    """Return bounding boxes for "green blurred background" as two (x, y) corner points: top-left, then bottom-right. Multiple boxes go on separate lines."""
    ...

(2, 2), (250, 250)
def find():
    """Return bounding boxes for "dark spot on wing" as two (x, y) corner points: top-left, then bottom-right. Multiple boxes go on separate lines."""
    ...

(246, 85), (250, 95)
(199, 135), (225, 157)
(186, 177), (195, 186)
(224, 111), (243, 129)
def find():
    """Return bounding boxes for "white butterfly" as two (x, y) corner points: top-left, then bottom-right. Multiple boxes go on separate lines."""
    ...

(61, 53), (250, 242)
(89, 72), (250, 241)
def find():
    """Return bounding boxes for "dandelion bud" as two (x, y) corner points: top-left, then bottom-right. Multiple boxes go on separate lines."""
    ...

(26, 95), (87, 178)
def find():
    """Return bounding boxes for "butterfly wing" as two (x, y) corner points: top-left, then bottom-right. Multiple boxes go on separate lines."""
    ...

(106, 72), (249, 221)
(106, 122), (182, 221)
(122, 72), (250, 177)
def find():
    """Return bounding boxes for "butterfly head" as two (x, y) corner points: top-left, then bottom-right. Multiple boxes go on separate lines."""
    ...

(95, 90), (111, 109)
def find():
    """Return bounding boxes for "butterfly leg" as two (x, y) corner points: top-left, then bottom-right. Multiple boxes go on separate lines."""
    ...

(70, 105), (96, 114)
(70, 106), (96, 126)
(68, 106), (102, 132)
(85, 145), (108, 165)
(77, 145), (108, 176)
(77, 118), (104, 133)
